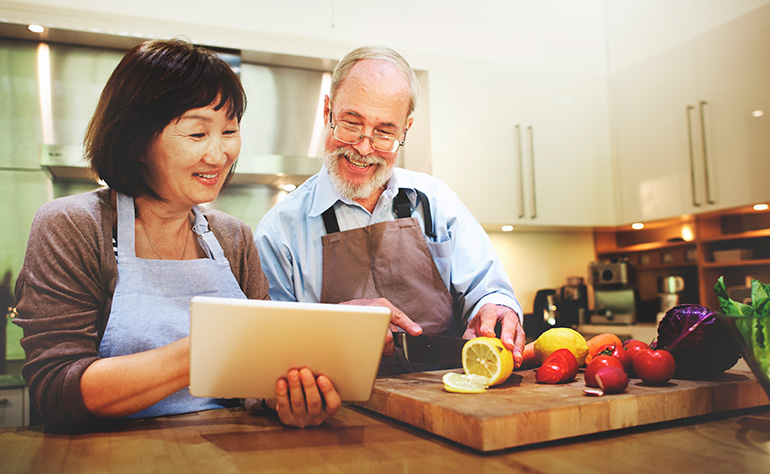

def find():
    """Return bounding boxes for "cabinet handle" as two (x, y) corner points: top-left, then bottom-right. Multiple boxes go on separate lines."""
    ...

(527, 125), (537, 219)
(515, 124), (525, 219)
(686, 105), (701, 207)
(699, 101), (715, 204)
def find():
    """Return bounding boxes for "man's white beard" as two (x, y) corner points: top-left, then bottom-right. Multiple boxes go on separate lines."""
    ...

(322, 146), (394, 201)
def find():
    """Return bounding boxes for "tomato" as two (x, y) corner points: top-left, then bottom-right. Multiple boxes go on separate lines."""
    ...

(593, 366), (629, 394)
(633, 349), (676, 385)
(536, 348), (578, 384)
(623, 340), (649, 375)
(584, 355), (624, 388)
(595, 343), (632, 373)
(623, 339), (649, 354)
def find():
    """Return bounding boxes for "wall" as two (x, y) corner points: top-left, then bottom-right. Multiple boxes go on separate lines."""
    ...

(488, 229), (596, 315)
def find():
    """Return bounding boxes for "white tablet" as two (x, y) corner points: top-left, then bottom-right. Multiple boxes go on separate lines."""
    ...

(189, 296), (391, 401)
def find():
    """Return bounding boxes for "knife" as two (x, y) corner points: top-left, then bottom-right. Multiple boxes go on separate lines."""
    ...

(392, 332), (467, 364)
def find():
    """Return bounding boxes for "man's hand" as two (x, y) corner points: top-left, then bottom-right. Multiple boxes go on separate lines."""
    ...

(341, 298), (422, 356)
(265, 368), (341, 428)
(463, 303), (525, 368)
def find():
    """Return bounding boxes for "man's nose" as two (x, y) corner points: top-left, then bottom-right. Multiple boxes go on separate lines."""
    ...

(352, 134), (376, 156)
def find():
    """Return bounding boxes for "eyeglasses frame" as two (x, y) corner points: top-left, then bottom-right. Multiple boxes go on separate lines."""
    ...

(327, 107), (407, 153)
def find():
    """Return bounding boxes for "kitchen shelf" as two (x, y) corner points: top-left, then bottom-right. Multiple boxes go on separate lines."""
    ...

(594, 205), (770, 318)
(701, 258), (770, 269)
(700, 228), (770, 243)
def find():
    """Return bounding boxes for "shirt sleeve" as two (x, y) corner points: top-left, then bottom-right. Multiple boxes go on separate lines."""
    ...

(437, 186), (523, 327)
(254, 213), (300, 302)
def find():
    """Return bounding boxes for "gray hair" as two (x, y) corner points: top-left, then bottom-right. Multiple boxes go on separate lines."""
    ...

(330, 46), (420, 119)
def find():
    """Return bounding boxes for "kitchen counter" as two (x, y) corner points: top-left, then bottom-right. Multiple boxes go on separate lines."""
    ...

(1, 404), (768, 473)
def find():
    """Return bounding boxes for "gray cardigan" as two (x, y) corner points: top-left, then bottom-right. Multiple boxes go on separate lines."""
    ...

(14, 188), (269, 432)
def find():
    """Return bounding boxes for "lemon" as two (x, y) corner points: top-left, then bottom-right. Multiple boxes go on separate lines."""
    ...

(461, 337), (514, 386)
(442, 372), (489, 393)
(533, 327), (589, 366)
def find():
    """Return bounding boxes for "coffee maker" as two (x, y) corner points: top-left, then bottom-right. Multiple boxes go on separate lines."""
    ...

(558, 276), (589, 326)
(588, 260), (637, 325)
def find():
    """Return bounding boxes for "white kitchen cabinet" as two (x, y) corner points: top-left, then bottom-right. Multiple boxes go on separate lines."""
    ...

(0, 385), (29, 428)
(428, 58), (521, 226)
(425, 1), (613, 228)
(428, 59), (614, 228)
(518, 70), (615, 227)
(610, 2), (770, 224)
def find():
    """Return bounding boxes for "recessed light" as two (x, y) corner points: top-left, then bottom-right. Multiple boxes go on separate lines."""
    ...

(631, 222), (644, 230)
(281, 183), (297, 192)
(752, 110), (764, 118)
(28, 24), (45, 34)
(753, 203), (769, 211)
(501, 225), (514, 232)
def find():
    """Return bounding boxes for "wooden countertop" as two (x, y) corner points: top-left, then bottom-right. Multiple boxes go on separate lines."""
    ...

(2, 404), (768, 473)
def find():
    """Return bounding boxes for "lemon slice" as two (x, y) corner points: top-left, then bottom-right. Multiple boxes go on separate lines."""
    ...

(461, 337), (514, 386)
(442, 372), (489, 393)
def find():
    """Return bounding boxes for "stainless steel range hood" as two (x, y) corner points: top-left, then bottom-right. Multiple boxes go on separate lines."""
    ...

(3, 27), (326, 189)
(39, 145), (321, 187)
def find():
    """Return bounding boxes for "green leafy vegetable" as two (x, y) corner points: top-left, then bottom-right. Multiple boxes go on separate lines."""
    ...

(714, 276), (770, 391)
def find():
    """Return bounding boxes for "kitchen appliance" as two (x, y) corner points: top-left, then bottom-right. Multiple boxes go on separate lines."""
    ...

(527, 289), (559, 338)
(589, 261), (629, 286)
(657, 275), (685, 322)
(588, 260), (637, 325)
(558, 276), (589, 326)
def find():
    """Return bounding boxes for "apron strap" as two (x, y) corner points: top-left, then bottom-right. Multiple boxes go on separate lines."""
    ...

(414, 190), (436, 239)
(116, 192), (137, 258)
(191, 206), (227, 261)
(321, 206), (340, 234)
(321, 188), (436, 239)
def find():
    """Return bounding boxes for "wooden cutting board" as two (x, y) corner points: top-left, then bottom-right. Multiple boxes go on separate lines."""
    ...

(353, 369), (769, 451)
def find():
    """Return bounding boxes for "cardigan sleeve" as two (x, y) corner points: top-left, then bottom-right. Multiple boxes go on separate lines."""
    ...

(13, 192), (116, 432)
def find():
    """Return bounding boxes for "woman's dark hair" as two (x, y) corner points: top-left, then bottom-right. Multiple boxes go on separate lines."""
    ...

(84, 38), (246, 199)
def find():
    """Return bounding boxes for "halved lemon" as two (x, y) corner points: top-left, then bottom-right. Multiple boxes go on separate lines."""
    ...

(442, 372), (489, 393)
(462, 337), (514, 386)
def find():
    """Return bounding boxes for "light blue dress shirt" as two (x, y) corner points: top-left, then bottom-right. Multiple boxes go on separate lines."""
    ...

(254, 166), (522, 327)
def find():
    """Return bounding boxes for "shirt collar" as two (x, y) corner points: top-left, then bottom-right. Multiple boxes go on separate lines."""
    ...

(309, 166), (415, 217)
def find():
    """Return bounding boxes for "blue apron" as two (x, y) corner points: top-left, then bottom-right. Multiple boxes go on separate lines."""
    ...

(98, 193), (246, 419)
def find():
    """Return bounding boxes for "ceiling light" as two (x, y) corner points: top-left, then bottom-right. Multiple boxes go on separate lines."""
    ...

(752, 110), (764, 118)
(281, 183), (297, 192)
(28, 24), (45, 33)
(501, 225), (514, 232)
(631, 222), (644, 230)
(753, 203), (769, 211)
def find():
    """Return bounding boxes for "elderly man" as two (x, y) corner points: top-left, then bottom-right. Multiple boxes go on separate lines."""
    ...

(255, 46), (524, 375)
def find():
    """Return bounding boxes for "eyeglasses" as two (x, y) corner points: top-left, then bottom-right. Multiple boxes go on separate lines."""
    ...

(328, 109), (406, 153)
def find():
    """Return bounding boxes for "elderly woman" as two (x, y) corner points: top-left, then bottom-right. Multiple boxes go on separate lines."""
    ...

(13, 38), (340, 432)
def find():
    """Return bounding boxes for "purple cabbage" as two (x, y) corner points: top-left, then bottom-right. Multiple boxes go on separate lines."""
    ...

(651, 304), (742, 379)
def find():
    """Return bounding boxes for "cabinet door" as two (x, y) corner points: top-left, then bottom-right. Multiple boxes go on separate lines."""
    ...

(695, 3), (770, 210)
(521, 70), (615, 226)
(611, 41), (701, 223)
(0, 388), (26, 428)
(428, 57), (523, 226)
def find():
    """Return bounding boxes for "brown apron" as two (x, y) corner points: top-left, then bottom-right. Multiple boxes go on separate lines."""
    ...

(321, 189), (458, 375)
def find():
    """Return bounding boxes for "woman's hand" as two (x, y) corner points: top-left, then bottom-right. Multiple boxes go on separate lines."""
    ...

(265, 368), (341, 428)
